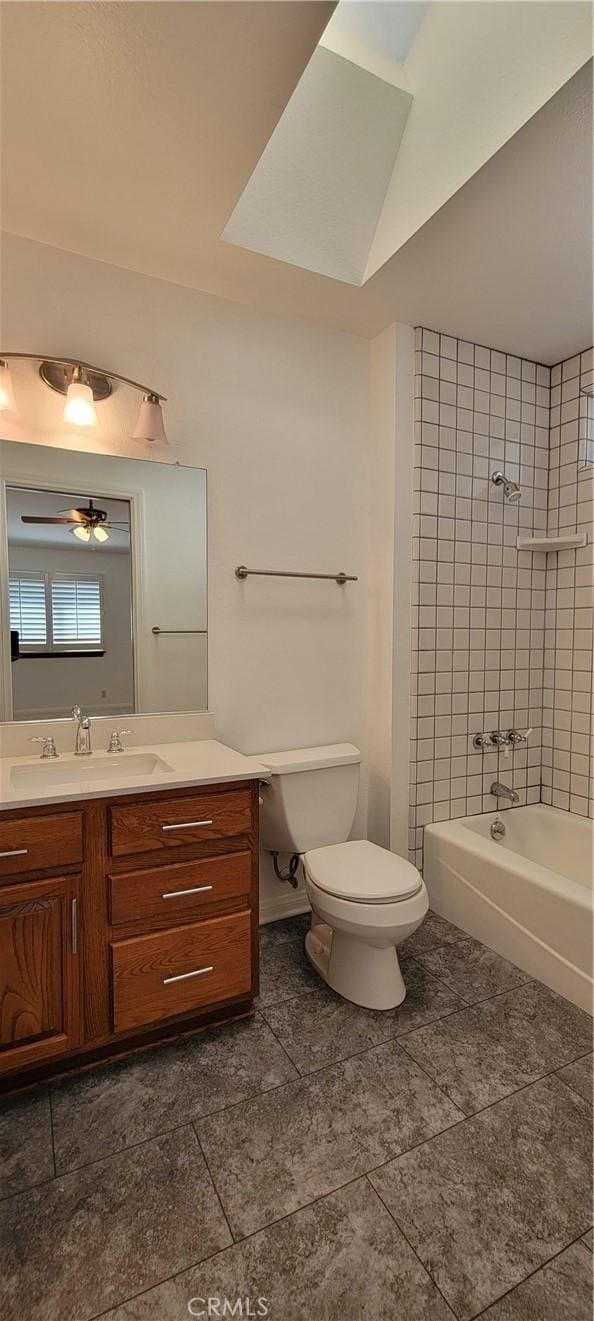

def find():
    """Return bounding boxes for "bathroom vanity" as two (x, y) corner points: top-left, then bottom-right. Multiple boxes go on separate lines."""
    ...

(0, 741), (265, 1091)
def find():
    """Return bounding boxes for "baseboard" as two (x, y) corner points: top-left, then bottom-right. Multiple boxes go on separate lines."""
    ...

(259, 889), (311, 925)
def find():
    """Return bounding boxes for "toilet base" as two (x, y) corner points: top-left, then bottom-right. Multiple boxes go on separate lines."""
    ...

(305, 922), (406, 1011)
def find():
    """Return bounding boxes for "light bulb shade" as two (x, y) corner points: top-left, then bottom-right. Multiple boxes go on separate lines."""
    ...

(92, 525), (109, 542)
(0, 361), (17, 413)
(64, 380), (97, 427)
(72, 524), (91, 542)
(132, 394), (167, 445)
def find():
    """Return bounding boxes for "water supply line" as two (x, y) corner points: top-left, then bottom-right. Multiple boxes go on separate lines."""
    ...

(271, 852), (301, 889)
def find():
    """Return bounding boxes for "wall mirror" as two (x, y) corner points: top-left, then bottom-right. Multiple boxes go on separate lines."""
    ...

(0, 440), (207, 721)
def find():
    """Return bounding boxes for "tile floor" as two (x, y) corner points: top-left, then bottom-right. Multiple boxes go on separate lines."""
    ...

(0, 911), (592, 1321)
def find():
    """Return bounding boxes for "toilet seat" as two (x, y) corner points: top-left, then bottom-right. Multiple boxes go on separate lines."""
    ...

(304, 839), (422, 904)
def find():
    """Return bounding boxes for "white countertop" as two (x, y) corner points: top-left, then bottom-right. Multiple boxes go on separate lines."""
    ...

(0, 740), (270, 811)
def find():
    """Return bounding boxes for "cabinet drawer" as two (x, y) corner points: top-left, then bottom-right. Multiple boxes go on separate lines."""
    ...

(0, 812), (83, 879)
(111, 910), (252, 1032)
(110, 789), (253, 858)
(109, 851), (252, 927)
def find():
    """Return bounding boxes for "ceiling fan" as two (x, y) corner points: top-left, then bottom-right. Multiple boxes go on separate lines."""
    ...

(21, 499), (130, 544)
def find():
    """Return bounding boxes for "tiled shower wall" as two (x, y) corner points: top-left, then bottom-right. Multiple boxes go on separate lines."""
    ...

(409, 329), (594, 868)
(409, 329), (550, 869)
(542, 348), (593, 816)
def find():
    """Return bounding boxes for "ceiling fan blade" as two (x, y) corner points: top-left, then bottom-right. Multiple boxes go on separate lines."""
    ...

(57, 508), (88, 522)
(21, 516), (79, 525)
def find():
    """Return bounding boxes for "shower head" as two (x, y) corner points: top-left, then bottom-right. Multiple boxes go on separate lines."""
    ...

(491, 471), (521, 503)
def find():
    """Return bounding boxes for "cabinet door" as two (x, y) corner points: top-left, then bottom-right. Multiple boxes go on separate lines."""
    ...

(0, 875), (80, 1076)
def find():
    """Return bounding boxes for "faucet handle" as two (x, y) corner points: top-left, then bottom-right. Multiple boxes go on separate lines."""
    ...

(107, 729), (134, 753)
(29, 736), (59, 759)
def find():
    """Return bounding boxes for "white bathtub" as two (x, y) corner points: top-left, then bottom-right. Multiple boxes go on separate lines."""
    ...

(423, 805), (593, 1013)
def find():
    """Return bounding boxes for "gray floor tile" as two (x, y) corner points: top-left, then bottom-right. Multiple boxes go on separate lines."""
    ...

(257, 914), (322, 1007)
(415, 935), (530, 1004)
(477, 1241), (593, 1321)
(582, 1229), (594, 1251)
(369, 1075), (593, 1321)
(51, 1014), (297, 1171)
(556, 1052), (593, 1106)
(0, 1126), (231, 1321)
(261, 959), (462, 1075)
(196, 1039), (462, 1238)
(400, 982), (593, 1114)
(0, 1088), (54, 1199)
(100, 1178), (456, 1321)
(401, 910), (466, 955)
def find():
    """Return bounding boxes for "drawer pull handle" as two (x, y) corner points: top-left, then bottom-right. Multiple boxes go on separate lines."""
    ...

(161, 820), (213, 832)
(163, 965), (214, 985)
(71, 897), (78, 954)
(0, 848), (28, 859)
(162, 884), (214, 899)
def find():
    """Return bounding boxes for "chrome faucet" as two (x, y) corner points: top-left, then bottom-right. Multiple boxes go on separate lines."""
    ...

(72, 705), (92, 756)
(490, 781), (519, 805)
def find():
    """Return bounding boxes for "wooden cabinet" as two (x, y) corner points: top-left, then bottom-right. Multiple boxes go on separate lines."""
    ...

(109, 788), (253, 856)
(0, 780), (259, 1091)
(109, 851), (252, 927)
(0, 811), (83, 878)
(112, 910), (252, 1033)
(0, 874), (80, 1073)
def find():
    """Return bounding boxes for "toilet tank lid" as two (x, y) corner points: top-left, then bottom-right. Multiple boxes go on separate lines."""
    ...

(258, 743), (360, 775)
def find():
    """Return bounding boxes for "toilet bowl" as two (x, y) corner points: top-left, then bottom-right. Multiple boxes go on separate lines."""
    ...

(303, 840), (428, 1009)
(257, 744), (428, 1011)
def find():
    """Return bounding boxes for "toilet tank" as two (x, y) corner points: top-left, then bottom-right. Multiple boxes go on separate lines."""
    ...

(257, 744), (360, 854)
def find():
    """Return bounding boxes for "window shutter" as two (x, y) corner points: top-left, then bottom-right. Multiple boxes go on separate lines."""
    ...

(9, 574), (47, 644)
(51, 577), (102, 646)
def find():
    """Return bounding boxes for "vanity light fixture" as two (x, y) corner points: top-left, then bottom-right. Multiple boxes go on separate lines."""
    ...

(0, 359), (17, 413)
(63, 366), (98, 427)
(131, 392), (168, 446)
(0, 352), (168, 445)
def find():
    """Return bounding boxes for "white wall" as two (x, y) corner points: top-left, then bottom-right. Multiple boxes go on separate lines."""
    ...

(1, 232), (371, 918)
(9, 543), (134, 719)
(365, 322), (415, 855)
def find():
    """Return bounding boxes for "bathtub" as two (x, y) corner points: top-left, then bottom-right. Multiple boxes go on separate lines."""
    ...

(423, 805), (593, 1013)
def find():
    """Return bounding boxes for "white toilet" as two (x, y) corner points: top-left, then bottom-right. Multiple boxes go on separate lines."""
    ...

(258, 743), (428, 1010)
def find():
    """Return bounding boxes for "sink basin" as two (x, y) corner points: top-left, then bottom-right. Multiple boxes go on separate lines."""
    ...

(10, 752), (174, 793)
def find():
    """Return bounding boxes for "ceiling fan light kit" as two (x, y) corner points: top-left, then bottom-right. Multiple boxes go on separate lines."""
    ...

(0, 352), (168, 445)
(20, 498), (131, 548)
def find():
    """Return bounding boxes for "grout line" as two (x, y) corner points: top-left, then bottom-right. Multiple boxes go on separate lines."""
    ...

(191, 1124), (236, 1244)
(396, 1038), (594, 1124)
(366, 1172), (459, 1320)
(467, 1230), (594, 1320)
(0, 1170), (59, 1207)
(47, 1087), (57, 1180)
(87, 1174), (369, 1321)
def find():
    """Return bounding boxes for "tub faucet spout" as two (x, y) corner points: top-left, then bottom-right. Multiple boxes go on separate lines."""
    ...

(490, 781), (519, 805)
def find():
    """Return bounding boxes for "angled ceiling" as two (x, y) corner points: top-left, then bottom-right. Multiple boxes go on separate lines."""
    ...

(225, 0), (591, 286)
(223, 47), (412, 283)
(0, 1), (592, 362)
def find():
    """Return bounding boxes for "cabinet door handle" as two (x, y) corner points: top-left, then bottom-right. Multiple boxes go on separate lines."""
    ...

(161, 820), (213, 831)
(71, 897), (78, 954)
(163, 965), (213, 985)
(161, 884), (214, 899)
(0, 848), (28, 858)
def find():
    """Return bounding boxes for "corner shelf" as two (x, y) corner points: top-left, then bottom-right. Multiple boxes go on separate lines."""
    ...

(516, 533), (588, 553)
